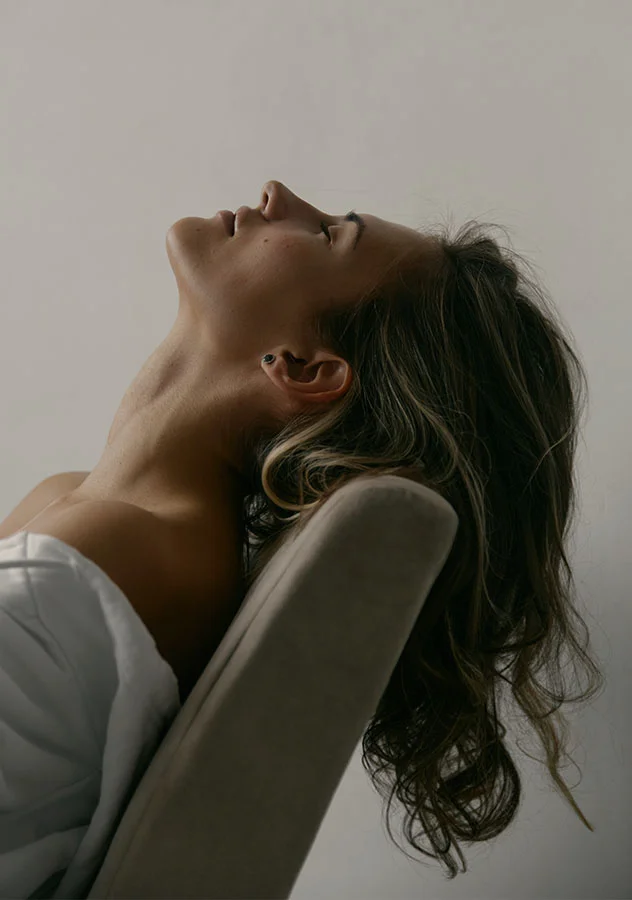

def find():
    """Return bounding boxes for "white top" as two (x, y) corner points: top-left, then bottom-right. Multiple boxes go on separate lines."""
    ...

(0, 530), (182, 899)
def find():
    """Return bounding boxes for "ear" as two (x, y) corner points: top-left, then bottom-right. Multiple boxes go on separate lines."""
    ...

(264, 351), (353, 406)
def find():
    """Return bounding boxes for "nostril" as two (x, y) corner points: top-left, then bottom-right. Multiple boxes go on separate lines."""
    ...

(260, 182), (275, 216)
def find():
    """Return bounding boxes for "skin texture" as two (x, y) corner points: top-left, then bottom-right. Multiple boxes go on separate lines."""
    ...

(71, 179), (435, 564)
(2, 180), (438, 700)
(0, 472), (89, 539)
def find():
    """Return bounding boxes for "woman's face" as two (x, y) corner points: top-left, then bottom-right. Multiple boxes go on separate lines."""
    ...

(165, 179), (433, 370)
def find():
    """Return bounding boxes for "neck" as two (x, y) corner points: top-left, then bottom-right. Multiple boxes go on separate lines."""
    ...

(74, 321), (251, 572)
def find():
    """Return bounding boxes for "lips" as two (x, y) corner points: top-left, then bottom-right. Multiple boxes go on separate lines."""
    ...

(217, 210), (236, 236)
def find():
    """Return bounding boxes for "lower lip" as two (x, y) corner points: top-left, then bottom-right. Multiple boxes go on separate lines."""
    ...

(217, 210), (235, 236)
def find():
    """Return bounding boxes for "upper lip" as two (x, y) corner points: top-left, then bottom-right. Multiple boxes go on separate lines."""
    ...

(234, 206), (250, 233)
(218, 205), (256, 237)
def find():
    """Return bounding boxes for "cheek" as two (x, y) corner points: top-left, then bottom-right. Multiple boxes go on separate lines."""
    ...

(253, 235), (321, 285)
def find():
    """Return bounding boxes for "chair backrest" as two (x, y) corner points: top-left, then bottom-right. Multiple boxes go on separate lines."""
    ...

(87, 474), (458, 900)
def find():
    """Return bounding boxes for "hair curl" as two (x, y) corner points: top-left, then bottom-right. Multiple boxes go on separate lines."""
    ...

(239, 217), (605, 880)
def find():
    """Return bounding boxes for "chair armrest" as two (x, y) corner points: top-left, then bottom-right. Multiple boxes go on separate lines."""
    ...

(88, 474), (458, 900)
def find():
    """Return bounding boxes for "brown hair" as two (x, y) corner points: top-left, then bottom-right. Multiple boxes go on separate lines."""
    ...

(239, 217), (605, 879)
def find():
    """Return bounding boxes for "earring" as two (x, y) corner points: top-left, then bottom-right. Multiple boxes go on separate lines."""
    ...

(262, 354), (275, 364)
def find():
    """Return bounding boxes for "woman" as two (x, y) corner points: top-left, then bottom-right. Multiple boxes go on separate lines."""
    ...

(0, 180), (604, 892)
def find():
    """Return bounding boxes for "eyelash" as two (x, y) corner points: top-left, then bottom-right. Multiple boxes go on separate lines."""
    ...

(321, 210), (359, 243)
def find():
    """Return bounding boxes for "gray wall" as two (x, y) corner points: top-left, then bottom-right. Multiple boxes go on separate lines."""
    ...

(1, 1), (628, 897)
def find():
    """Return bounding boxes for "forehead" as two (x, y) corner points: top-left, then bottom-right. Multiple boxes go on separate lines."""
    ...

(352, 213), (438, 277)
(364, 213), (430, 245)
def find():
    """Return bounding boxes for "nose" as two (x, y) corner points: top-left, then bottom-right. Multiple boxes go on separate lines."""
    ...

(257, 180), (322, 228)
(259, 180), (282, 217)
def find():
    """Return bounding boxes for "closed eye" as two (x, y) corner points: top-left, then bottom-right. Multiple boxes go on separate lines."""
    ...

(321, 210), (360, 244)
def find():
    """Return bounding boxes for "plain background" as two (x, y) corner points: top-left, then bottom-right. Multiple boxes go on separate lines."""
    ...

(1, 2), (629, 897)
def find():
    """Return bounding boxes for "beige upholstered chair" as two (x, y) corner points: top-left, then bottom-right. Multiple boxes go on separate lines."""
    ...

(86, 473), (459, 900)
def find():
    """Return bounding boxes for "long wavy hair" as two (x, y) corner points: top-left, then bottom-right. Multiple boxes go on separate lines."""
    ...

(238, 216), (605, 880)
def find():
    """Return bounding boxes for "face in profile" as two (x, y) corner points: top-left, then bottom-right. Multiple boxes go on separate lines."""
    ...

(165, 180), (432, 369)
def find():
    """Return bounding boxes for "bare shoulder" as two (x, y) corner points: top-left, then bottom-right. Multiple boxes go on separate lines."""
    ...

(19, 497), (178, 599)
(0, 471), (90, 540)
(13, 496), (179, 636)
(17, 497), (232, 698)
